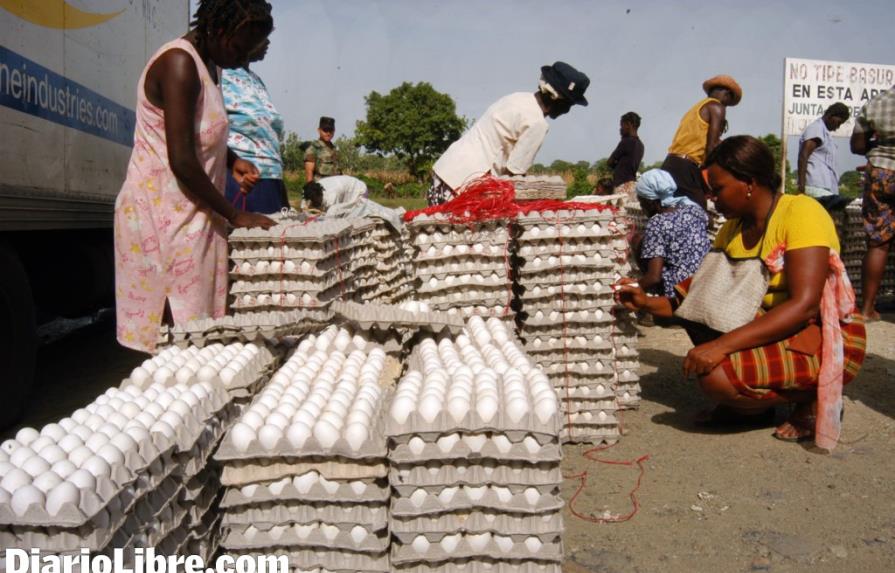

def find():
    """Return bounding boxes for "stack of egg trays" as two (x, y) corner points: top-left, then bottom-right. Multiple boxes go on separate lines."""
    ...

(836, 200), (895, 301)
(229, 217), (356, 312)
(501, 174), (567, 201)
(0, 380), (229, 563)
(513, 209), (626, 442)
(214, 326), (395, 572)
(407, 213), (516, 319)
(368, 221), (416, 305)
(350, 218), (381, 303)
(163, 308), (334, 348)
(385, 317), (564, 571)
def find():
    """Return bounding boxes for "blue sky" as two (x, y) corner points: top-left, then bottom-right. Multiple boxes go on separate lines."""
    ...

(210, 0), (893, 173)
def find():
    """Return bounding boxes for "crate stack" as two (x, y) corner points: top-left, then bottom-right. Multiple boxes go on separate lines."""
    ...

(350, 218), (382, 303)
(514, 208), (636, 444)
(502, 175), (568, 201)
(214, 325), (393, 573)
(407, 213), (515, 320)
(836, 199), (895, 302)
(366, 221), (416, 304)
(386, 316), (564, 572)
(228, 217), (356, 313)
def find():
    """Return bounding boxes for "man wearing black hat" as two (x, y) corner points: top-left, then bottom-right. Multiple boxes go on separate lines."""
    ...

(428, 61), (590, 206)
(304, 116), (342, 183)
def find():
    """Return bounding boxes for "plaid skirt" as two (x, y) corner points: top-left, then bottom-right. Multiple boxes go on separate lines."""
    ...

(674, 278), (867, 400)
(862, 165), (895, 246)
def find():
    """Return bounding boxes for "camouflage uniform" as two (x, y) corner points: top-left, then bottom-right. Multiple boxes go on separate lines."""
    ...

(304, 139), (341, 181)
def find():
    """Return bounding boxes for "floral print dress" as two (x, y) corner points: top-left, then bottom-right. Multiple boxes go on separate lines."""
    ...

(114, 39), (229, 353)
(639, 203), (711, 297)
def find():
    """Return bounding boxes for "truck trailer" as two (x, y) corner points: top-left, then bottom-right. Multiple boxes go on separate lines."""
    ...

(0, 1), (189, 427)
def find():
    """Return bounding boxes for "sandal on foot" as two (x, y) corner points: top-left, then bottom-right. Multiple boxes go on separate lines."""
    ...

(773, 406), (816, 442)
(694, 405), (776, 429)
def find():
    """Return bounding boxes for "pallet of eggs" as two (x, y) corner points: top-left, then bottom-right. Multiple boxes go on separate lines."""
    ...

(835, 199), (895, 301)
(0, 380), (228, 564)
(229, 217), (356, 313)
(214, 325), (396, 573)
(513, 208), (631, 443)
(501, 175), (567, 201)
(349, 219), (381, 303)
(386, 316), (564, 572)
(407, 213), (515, 319)
(366, 221), (416, 305)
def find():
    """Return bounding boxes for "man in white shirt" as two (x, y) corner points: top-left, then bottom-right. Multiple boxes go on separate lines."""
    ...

(797, 102), (851, 210)
(303, 175), (403, 230)
(427, 61), (590, 206)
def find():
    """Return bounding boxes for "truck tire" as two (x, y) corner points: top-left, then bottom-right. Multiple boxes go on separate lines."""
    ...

(0, 241), (36, 429)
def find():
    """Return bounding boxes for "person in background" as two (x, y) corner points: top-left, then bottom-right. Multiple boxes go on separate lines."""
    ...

(304, 116), (341, 182)
(607, 111), (644, 196)
(114, 0), (276, 354)
(635, 169), (711, 298)
(797, 102), (851, 211)
(428, 61), (590, 206)
(303, 176), (403, 230)
(222, 38), (289, 213)
(851, 84), (895, 321)
(618, 136), (865, 447)
(594, 177), (615, 196)
(662, 75), (742, 209)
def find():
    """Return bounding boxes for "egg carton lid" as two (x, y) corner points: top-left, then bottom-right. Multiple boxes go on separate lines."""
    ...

(222, 520), (389, 553)
(220, 476), (389, 508)
(330, 301), (465, 336)
(220, 548), (390, 573)
(388, 435), (561, 465)
(393, 560), (562, 573)
(389, 462), (562, 489)
(221, 501), (388, 530)
(390, 484), (562, 518)
(391, 509), (563, 539)
(390, 531), (562, 565)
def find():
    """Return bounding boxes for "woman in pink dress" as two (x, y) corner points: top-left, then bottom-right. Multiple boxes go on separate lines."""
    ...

(115, 0), (277, 353)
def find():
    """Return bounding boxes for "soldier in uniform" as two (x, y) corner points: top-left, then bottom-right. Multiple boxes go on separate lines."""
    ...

(304, 116), (341, 182)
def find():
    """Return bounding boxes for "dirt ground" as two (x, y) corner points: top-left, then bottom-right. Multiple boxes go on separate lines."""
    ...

(7, 313), (895, 572)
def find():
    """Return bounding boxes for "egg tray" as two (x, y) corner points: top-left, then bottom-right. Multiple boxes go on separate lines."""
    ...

(415, 264), (510, 281)
(389, 532), (562, 565)
(230, 286), (351, 312)
(221, 520), (389, 553)
(388, 434), (561, 465)
(329, 301), (465, 337)
(220, 476), (389, 509)
(558, 396), (619, 411)
(516, 208), (616, 224)
(390, 482), (562, 518)
(221, 548), (390, 573)
(166, 309), (333, 346)
(616, 393), (641, 410)
(230, 274), (349, 295)
(221, 456), (388, 486)
(415, 244), (509, 262)
(519, 282), (615, 300)
(419, 289), (514, 307)
(179, 482), (221, 531)
(518, 296), (616, 312)
(517, 269), (618, 287)
(523, 336), (614, 353)
(221, 500), (388, 530)
(521, 310), (615, 328)
(559, 425), (621, 444)
(393, 560), (562, 573)
(407, 215), (511, 233)
(181, 466), (220, 502)
(389, 462), (563, 489)
(546, 374), (616, 393)
(517, 241), (616, 256)
(229, 243), (353, 264)
(230, 218), (354, 241)
(532, 347), (633, 364)
(390, 508), (563, 538)
(418, 275), (511, 295)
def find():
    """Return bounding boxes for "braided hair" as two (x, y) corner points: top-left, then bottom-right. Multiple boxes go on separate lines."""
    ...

(192, 0), (273, 40)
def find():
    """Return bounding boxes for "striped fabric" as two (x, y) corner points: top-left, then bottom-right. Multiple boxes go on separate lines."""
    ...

(853, 85), (895, 171)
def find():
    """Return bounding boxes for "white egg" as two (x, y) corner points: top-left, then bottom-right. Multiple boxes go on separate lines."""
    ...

(130, 367), (151, 386)
(84, 433), (109, 453)
(28, 436), (54, 454)
(50, 460), (77, 480)
(343, 423), (368, 451)
(285, 422), (311, 449)
(10, 446), (36, 467)
(38, 423), (66, 442)
(312, 419), (340, 448)
(96, 423), (120, 440)
(257, 425), (282, 451)
(158, 411), (183, 430)
(81, 456), (111, 479)
(67, 469), (96, 492)
(407, 436), (427, 456)
(436, 433), (460, 453)
(37, 445), (67, 466)
(1, 468), (32, 493)
(229, 423), (256, 453)
(44, 481), (80, 516)
(411, 535), (431, 554)
(32, 471), (63, 494)
(96, 444), (125, 467)
(17, 455), (47, 479)
(149, 420), (176, 440)
(11, 485), (44, 516)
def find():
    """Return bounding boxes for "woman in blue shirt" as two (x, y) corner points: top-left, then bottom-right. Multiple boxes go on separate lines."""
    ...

(222, 39), (288, 213)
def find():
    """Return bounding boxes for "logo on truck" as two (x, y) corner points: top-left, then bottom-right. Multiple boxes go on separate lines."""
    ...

(0, 0), (123, 29)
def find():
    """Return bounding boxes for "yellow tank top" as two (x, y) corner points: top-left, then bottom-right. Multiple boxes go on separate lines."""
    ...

(667, 97), (719, 165)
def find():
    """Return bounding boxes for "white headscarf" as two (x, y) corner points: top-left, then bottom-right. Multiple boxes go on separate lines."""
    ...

(635, 169), (698, 209)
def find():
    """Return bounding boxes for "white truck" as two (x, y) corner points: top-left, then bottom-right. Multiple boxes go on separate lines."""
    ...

(0, 1), (188, 426)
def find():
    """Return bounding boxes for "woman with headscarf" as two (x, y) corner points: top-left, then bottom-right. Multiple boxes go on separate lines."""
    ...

(636, 169), (711, 297)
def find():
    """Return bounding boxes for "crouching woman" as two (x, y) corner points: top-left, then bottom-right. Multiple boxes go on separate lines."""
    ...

(616, 136), (866, 450)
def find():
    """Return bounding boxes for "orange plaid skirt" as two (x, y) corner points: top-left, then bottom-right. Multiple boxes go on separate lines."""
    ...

(673, 279), (867, 400)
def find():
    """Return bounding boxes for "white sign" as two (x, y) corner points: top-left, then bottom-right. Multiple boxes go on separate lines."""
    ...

(783, 57), (895, 137)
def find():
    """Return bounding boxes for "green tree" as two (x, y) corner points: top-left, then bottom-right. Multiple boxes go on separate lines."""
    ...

(838, 170), (863, 198)
(549, 159), (573, 172)
(567, 165), (590, 198)
(281, 131), (306, 173)
(592, 157), (611, 178)
(529, 163), (548, 174)
(356, 82), (467, 180)
(760, 133), (796, 193)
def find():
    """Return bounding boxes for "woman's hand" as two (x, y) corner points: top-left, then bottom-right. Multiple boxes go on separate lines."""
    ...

(233, 159), (260, 193)
(230, 211), (276, 229)
(683, 340), (728, 376)
(613, 278), (648, 311)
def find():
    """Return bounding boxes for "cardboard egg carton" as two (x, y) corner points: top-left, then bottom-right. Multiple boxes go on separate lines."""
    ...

(416, 243), (508, 261)
(416, 263), (509, 280)
(522, 308), (614, 327)
(549, 379), (616, 398)
(523, 335), (613, 354)
(418, 273), (511, 294)
(390, 531), (562, 564)
(616, 388), (641, 409)
(519, 281), (615, 300)
(220, 549), (389, 573)
(220, 455), (388, 485)
(231, 282), (352, 311)
(419, 288), (513, 307)
(390, 483), (562, 517)
(221, 501), (387, 530)
(434, 304), (515, 319)
(330, 301), (465, 336)
(166, 309), (332, 347)
(391, 508), (562, 537)
(517, 271), (618, 289)
(230, 217), (353, 241)
(230, 275), (346, 295)
(517, 255), (616, 273)
(517, 240), (616, 256)
(558, 396), (618, 412)
(389, 462), (562, 489)
(220, 476), (389, 508)
(560, 424), (620, 444)
(561, 409), (619, 426)
(222, 520), (389, 553)
(389, 433), (561, 464)
(519, 295), (616, 312)
(393, 560), (562, 573)
(229, 242), (349, 262)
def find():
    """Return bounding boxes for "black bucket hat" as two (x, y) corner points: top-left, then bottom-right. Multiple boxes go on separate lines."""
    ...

(541, 61), (590, 106)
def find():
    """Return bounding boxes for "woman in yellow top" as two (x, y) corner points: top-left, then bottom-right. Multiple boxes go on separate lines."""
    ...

(618, 136), (866, 445)
(661, 75), (742, 209)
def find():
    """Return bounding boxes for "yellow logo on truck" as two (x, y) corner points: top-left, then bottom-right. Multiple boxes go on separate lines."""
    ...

(0, 0), (123, 29)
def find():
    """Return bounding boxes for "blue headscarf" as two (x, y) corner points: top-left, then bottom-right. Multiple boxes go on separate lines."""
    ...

(635, 169), (698, 209)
